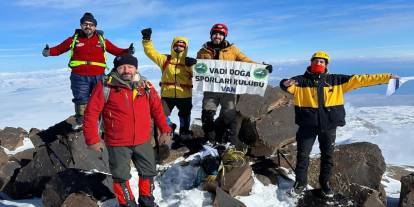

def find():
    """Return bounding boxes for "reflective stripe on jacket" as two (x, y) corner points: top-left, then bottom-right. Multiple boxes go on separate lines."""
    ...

(49, 31), (129, 76)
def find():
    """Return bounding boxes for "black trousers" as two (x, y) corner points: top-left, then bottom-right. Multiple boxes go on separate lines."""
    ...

(161, 97), (192, 133)
(295, 126), (336, 186)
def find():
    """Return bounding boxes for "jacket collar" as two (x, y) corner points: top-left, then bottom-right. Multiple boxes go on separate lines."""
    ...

(304, 66), (328, 80)
(107, 71), (143, 90)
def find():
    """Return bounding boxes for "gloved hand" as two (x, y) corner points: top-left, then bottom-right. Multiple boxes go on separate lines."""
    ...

(128, 43), (135, 54)
(141, 28), (152, 40)
(42, 44), (50, 57)
(185, 57), (197, 66)
(263, 62), (273, 73)
(87, 142), (105, 152)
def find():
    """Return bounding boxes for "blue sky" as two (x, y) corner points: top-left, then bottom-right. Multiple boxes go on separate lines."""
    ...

(0, 0), (413, 91)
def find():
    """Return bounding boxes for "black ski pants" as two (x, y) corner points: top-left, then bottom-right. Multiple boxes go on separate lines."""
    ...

(295, 126), (336, 186)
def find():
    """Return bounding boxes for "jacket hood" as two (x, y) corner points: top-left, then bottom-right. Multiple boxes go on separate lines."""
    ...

(170, 36), (189, 60)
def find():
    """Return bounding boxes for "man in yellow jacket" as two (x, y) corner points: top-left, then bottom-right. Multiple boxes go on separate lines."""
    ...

(197, 23), (273, 144)
(141, 28), (197, 138)
(280, 51), (399, 198)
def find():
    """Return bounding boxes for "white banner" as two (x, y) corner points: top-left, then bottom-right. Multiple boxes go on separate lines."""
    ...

(193, 59), (269, 96)
(386, 76), (414, 96)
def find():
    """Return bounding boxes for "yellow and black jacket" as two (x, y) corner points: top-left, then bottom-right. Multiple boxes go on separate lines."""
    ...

(142, 37), (193, 98)
(280, 68), (391, 130)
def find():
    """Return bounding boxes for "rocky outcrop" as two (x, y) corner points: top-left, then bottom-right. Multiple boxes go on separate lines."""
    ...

(3, 117), (111, 199)
(0, 127), (27, 150)
(42, 169), (113, 207)
(399, 173), (414, 207)
(61, 193), (98, 207)
(237, 86), (297, 157)
(308, 142), (387, 205)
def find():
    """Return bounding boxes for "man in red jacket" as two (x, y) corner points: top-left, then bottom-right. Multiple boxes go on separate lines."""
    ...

(42, 12), (133, 130)
(83, 54), (171, 207)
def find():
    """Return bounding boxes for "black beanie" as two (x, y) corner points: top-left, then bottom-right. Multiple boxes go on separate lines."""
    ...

(113, 54), (138, 69)
(80, 12), (97, 26)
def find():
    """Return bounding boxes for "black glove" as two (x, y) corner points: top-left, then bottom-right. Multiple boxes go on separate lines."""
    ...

(128, 43), (135, 54)
(185, 57), (197, 67)
(263, 62), (273, 73)
(141, 28), (152, 40)
(42, 44), (50, 57)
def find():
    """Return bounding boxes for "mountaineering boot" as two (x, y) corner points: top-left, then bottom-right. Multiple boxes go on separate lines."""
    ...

(288, 181), (307, 197)
(113, 180), (138, 207)
(73, 104), (86, 130)
(138, 177), (158, 207)
(320, 182), (334, 198)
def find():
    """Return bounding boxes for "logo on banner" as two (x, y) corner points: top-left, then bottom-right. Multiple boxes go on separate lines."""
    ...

(195, 63), (208, 74)
(253, 68), (268, 80)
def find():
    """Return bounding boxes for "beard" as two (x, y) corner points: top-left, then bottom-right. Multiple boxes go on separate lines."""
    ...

(212, 38), (223, 45)
(120, 73), (134, 81)
(83, 29), (94, 37)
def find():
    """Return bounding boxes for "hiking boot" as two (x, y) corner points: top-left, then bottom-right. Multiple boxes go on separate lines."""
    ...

(293, 181), (307, 194)
(321, 184), (334, 198)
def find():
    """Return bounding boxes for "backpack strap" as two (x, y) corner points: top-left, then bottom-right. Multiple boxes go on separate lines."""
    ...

(102, 76), (111, 103)
(99, 76), (111, 136)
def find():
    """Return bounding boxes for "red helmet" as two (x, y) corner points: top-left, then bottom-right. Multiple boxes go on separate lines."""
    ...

(210, 23), (228, 36)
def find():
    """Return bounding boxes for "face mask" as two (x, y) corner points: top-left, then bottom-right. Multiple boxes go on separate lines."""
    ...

(310, 64), (326, 74)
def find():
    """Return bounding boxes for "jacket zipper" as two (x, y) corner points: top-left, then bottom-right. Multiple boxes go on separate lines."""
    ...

(126, 91), (136, 144)
(174, 54), (178, 98)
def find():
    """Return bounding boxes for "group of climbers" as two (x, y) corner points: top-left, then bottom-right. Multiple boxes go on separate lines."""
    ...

(42, 12), (399, 207)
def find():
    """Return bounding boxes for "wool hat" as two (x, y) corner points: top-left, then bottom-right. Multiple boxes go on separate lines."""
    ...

(113, 54), (138, 69)
(80, 12), (97, 26)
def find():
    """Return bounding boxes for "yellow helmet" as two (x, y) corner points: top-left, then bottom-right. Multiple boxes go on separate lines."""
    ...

(311, 51), (330, 63)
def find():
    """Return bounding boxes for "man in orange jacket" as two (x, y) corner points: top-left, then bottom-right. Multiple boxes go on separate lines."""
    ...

(83, 54), (171, 207)
(43, 12), (133, 130)
(197, 23), (273, 145)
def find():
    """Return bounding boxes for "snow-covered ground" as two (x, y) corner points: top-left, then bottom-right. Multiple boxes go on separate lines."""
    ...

(1, 69), (413, 207)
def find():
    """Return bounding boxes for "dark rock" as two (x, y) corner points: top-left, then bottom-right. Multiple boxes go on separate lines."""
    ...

(0, 148), (8, 166)
(9, 148), (34, 167)
(42, 168), (113, 207)
(0, 127), (27, 150)
(61, 192), (98, 207)
(399, 173), (414, 207)
(236, 86), (293, 119)
(159, 147), (189, 164)
(348, 183), (385, 207)
(4, 117), (111, 199)
(251, 158), (279, 186)
(297, 189), (357, 207)
(28, 128), (43, 148)
(308, 142), (387, 205)
(214, 187), (246, 207)
(0, 161), (20, 191)
(237, 86), (297, 157)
